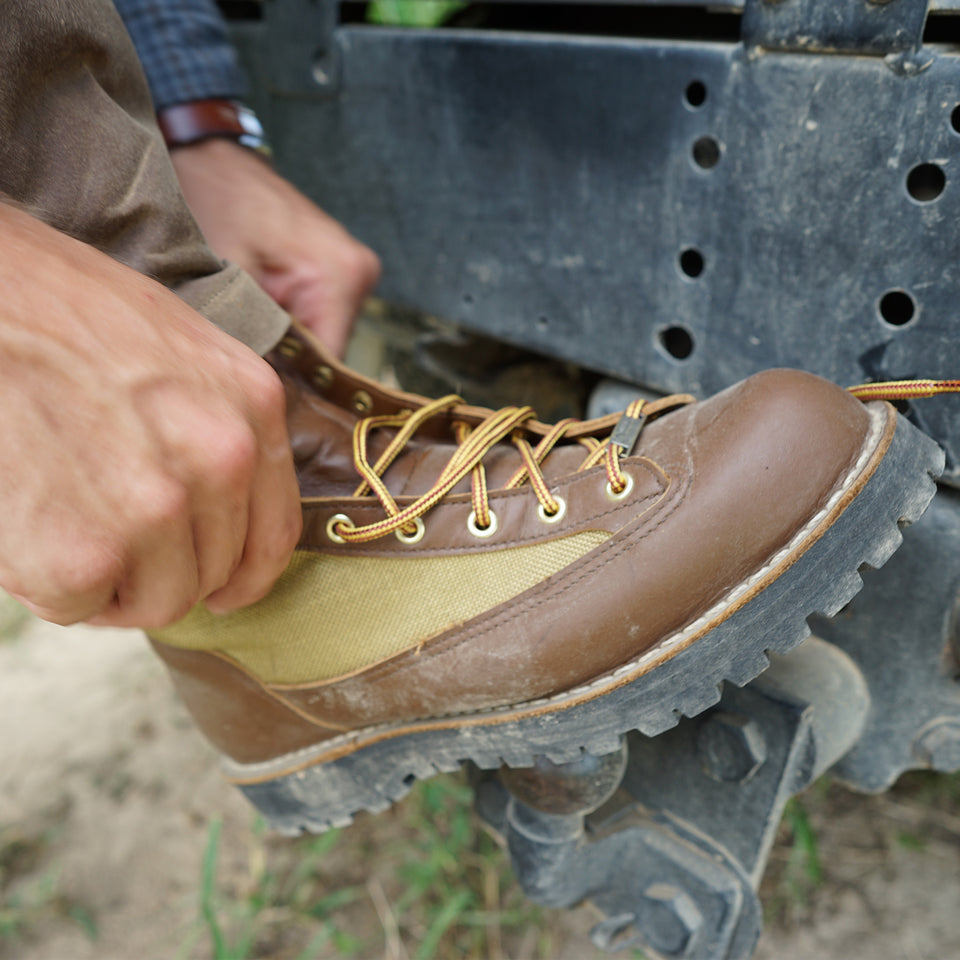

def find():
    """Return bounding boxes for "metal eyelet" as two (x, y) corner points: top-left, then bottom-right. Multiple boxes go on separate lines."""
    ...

(326, 513), (355, 544)
(605, 471), (635, 502)
(277, 336), (303, 359)
(311, 364), (334, 389)
(395, 517), (426, 544)
(352, 390), (374, 415)
(537, 496), (567, 524)
(467, 509), (499, 539)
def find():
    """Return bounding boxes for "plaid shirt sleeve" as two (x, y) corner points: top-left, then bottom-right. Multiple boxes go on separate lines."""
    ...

(113, 0), (248, 111)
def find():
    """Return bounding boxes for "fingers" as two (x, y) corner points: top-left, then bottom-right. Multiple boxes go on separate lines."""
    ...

(263, 235), (380, 359)
(98, 372), (298, 626)
(151, 397), (256, 601)
(6, 575), (116, 629)
(204, 388), (302, 614)
(1, 502), (195, 630)
(6, 369), (297, 630)
(85, 499), (199, 628)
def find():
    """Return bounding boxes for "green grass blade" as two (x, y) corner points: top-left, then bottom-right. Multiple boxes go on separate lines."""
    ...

(414, 888), (472, 960)
(295, 922), (334, 960)
(785, 799), (822, 885)
(200, 818), (228, 959)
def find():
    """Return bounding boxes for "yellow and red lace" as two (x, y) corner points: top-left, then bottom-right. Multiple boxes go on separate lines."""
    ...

(328, 378), (960, 545)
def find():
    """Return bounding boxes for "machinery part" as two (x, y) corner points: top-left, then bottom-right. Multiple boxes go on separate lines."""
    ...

(499, 739), (628, 815)
(741, 0), (930, 54)
(233, 0), (960, 481)
(475, 638), (869, 959)
(696, 712), (767, 784)
(813, 488), (960, 791)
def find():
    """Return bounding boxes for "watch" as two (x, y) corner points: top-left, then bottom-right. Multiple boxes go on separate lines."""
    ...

(156, 98), (272, 157)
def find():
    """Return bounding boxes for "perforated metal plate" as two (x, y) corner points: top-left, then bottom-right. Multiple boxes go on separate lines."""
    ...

(234, 1), (960, 478)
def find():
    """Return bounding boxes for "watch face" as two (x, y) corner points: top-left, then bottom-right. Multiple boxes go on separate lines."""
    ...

(236, 106), (264, 139)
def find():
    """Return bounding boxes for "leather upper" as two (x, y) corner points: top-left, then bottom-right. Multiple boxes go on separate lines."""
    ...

(151, 324), (890, 764)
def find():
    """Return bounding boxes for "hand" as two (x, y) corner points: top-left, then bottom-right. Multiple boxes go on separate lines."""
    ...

(0, 204), (302, 628)
(171, 139), (381, 357)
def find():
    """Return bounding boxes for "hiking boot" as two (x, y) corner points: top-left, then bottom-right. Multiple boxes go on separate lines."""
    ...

(148, 324), (944, 832)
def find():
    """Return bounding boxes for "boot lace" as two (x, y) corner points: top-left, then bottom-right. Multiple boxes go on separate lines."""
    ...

(329, 392), (693, 543)
(328, 378), (960, 545)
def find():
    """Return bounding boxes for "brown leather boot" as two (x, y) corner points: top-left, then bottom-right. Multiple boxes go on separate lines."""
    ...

(149, 324), (943, 832)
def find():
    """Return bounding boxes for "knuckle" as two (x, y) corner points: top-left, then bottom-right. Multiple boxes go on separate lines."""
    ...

(348, 243), (381, 287)
(244, 363), (287, 418)
(245, 356), (284, 397)
(57, 549), (123, 600)
(206, 427), (258, 486)
(32, 605), (84, 627)
(47, 610), (84, 627)
(135, 479), (189, 530)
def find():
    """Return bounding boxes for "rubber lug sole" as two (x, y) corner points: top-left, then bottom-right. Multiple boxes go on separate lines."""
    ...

(230, 411), (944, 834)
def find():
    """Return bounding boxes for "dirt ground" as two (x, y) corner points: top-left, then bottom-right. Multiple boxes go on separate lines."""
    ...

(3, 601), (960, 960)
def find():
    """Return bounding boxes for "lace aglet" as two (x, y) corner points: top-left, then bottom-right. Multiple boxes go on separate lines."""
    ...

(609, 411), (648, 457)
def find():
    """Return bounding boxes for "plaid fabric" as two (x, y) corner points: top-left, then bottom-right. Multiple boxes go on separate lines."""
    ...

(113, 0), (247, 111)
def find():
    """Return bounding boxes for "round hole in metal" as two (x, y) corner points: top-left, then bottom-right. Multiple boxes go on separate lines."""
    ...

(467, 509), (499, 538)
(906, 163), (945, 203)
(679, 248), (705, 278)
(685, 81), (707, 108)
(658, 326), (695, 360)
(878, 289), (916, 327)
(692, 136), (721, 169)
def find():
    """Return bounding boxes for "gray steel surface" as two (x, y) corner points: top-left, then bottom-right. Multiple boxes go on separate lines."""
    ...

(236, 1), (960, 479)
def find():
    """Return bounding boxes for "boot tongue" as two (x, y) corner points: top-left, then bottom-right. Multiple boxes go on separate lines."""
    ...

(283, 375), (461, 499)
(393, 439), (592, 497)
(284, 372), (595, 501)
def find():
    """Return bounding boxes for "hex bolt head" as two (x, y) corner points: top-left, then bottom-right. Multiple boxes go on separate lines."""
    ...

(697, 712), (767, 783)
(500, 738), (628, 815)
(639, 883), (703, 958)
(913, 719), (960, 772)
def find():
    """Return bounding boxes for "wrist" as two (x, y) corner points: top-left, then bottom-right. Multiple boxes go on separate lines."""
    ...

(157, 99), (272, 159)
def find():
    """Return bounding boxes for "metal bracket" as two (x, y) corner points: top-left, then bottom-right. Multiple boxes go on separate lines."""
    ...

(262, 0), (339, 95)
(473, 638), (871, 959)
(813, 488), (960, 792)
(741, 0), (931, 54)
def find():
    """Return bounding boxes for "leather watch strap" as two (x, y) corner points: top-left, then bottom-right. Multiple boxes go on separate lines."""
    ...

(156, 98), (271, 156)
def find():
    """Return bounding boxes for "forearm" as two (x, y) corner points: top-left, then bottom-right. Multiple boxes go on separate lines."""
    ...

(0, 0), (287, 354)
(111, 0), (379, 356)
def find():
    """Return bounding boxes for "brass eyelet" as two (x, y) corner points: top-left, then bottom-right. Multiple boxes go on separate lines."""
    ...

(277, 336), (302, 359)
(311, 365), (334, 389)
(352, 390), (374, 415)
(537, 496), (567, 525)
(605, 471), (635, 502)
(326, 513), (355, 544)
(395, 517), (426, 544)
(467, 509), (499, 539)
